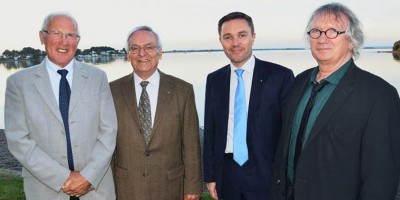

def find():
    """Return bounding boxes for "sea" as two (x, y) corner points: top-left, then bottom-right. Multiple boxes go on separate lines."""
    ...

(0, 49), (399, 129)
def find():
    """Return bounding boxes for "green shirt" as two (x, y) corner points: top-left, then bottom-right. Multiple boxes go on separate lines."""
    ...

(287, 59), (351, 182)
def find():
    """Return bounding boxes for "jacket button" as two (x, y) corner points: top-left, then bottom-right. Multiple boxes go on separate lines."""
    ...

(145, 152), (150, 156)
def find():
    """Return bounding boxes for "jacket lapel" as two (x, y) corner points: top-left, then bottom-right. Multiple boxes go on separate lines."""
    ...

(248, 58), (270, 120)
(69, 62), (88, 115)
(121, 74), (141, 128)
(151, 71), (173, 139)
(32, 61), (63, 123)
(303, 62), (357, 148)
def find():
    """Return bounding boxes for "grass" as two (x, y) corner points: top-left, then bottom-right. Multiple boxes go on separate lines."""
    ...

(0, 168), (213, 200)
(201, 192), (213, 200)
(0, 169), (25, 200)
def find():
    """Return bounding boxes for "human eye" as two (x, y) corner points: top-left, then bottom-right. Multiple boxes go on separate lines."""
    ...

(145, 45), (155, 51)
(310, 28), (320, 34)
(223, 35), (232, 41)
(52, 31), (63, 37)
(238, 33), (248, 39)
(129, 46), (140, 53)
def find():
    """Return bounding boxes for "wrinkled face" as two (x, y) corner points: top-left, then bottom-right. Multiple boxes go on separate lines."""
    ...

(219, 19), (255, 67)
(127, 30), (162, 80)
(309, 14), (353, 67)
(39, 16), (80, 68)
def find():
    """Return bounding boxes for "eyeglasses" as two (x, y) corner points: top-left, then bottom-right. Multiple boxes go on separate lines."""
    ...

(42, 30), (80, 41)
(307, 28), (346, 39)
(129, 45), (160, 54)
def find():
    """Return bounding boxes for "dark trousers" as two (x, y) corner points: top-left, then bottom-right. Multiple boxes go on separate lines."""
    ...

(220, 153), (267, 200)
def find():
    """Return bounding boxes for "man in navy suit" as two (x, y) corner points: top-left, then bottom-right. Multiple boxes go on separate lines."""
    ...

(203, 12), (294, 200)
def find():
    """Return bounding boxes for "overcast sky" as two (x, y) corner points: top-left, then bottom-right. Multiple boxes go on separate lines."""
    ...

(1, 0), (399, 53)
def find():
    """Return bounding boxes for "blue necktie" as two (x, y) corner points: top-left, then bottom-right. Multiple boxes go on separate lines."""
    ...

(233, 69), (248, 166)
(57, 70), (75, 171)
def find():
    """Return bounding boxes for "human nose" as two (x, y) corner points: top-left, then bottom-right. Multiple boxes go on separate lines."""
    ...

(232, 36), (241, 46)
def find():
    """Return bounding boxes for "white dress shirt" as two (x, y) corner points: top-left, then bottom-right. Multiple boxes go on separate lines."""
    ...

(133, 71), (160, 126)
(225, 56), (255, 153)
(46, 57), (74, 105)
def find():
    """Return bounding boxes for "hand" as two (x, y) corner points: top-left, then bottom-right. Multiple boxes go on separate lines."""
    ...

(62, 171), (91, 197)
(207, 182), (218, 200)
(184, 194), (200, 200)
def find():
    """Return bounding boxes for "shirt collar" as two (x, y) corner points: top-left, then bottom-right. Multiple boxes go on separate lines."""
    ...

(310, 58), (352, 85)
(45, 56), (74, 73)
(133, 70), (160, 87)
(230, 55), (255, 74)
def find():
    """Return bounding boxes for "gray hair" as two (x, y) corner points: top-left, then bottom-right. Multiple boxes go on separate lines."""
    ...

(126, 26), (162, 51)
(305, 3), (364, 59)
(41, 12), (79, 35)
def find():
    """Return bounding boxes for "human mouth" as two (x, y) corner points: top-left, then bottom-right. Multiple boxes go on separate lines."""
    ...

(57, 48), (68, 53)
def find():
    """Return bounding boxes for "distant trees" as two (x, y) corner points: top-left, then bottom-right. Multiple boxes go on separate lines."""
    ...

(1, 46), (126, 61)
(393, 40), (400, 52)
(1, 47), (45, 60)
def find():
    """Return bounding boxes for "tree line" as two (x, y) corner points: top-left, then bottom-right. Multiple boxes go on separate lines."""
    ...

(0, 46), (127, 61)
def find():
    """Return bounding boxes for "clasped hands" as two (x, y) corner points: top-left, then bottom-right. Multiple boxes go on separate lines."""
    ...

(62, 171), (92, 197)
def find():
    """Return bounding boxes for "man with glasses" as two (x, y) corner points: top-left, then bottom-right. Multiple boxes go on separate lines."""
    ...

(4, 13), (117, 199)
(270, 3), (400, 200)
(110, 26), (202, 200)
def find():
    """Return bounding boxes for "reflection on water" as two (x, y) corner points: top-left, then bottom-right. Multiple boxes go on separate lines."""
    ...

(76, 55), (127, 65)
(392, 52), (400, 62)
(0, 55), (128, 69)
(0, 59), (43, 69)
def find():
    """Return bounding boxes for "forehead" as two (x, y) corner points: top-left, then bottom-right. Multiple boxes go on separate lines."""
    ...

(312, 13), (348, 29)
(128, 30), (158, 45)
(221, 19), (251, 34)
(48, 16), (76, 30)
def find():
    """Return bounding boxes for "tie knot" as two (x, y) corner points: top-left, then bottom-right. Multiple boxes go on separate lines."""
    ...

(312, 80), (329, 93)
(57, 69), (68, 78)
(140, 81), (149, 88)
(235, 69), (244, 77)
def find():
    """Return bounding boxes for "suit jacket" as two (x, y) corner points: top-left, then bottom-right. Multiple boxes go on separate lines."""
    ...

(203, 57), (294, 199)
(110, 71), (202, 200)
(270, 60), (400, 200)
(4, 60), (117, 200)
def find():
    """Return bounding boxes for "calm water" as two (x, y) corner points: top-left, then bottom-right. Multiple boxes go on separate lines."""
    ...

(1, 49), (399, 128)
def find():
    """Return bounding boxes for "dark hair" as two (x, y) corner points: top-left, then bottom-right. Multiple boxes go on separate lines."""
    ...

(218, 12), (254, 36)
(306, 3), (364, 59)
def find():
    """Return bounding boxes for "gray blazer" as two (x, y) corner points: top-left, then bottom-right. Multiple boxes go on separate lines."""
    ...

(5, 60), (117, 200)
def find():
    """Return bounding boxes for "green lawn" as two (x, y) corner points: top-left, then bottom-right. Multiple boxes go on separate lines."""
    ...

(0, 168), (214, 200)
(0, 169), (25, 200)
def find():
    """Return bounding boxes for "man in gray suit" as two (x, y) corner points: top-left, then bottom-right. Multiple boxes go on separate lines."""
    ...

(4, 13), (117, 199)
(110, 26), (202, 200)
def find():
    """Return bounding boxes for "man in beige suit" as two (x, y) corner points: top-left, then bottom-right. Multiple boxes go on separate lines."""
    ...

(4, 13), (117, 199)
(110, 26), (202, 200)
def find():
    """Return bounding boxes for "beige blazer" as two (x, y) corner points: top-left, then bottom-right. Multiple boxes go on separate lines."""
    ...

(5, 60), (117, 200)
(110, 71), (202, 200)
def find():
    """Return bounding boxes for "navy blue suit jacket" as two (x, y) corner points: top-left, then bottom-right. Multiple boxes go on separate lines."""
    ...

(203, 57), (294, 199)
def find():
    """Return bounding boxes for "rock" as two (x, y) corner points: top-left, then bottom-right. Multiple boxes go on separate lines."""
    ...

(0, 129), (22, 174)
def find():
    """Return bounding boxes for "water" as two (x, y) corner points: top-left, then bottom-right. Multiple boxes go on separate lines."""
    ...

(1, 49), (399, 129)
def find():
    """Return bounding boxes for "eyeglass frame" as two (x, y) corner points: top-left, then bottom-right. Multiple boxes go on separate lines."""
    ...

(307, 28), (346, 39)
(128, 45), (160, 54)
(41, 30), (81, 41)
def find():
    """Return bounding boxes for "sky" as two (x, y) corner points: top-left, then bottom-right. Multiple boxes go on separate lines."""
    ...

(1, 0), (399, 53)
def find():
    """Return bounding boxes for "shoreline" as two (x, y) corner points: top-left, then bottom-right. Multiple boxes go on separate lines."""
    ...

(0, 129), (22, 175)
